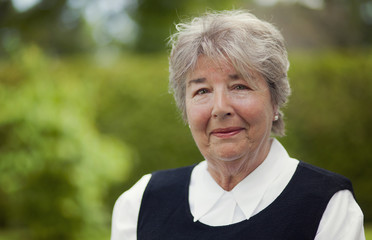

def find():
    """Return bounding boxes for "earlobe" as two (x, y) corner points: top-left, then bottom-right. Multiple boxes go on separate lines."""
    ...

(273, 106), (279, 121)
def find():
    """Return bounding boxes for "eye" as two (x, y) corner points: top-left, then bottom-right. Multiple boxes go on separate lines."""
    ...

(196, 88), (209, 95)
(233, 84), (249, 90)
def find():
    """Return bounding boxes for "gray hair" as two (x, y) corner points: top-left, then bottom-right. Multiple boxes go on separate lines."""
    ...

(168, 10), (291, 136)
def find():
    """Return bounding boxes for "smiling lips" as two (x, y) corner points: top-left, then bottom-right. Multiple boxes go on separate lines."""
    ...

(210, 127), (244, 138)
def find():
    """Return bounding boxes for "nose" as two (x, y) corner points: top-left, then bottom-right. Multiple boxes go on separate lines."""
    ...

(211, 90), (233, 119)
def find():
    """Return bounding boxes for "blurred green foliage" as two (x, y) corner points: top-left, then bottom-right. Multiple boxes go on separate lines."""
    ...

(366, 225), (372, 239)
(0, 0), (93, 55)
(95, 52), (202, 196)
(0, 45), (371, 239)
(0, 46), (130, 239)
(129, 0), (242, 52)
(284, 48), (372, 221)
(1, 0), (371, 239)
(2, 0), (371, 54)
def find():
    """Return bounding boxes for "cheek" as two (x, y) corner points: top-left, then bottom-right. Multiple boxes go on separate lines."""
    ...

(186, 103), (211, 131)
(235, 98), (273, 124)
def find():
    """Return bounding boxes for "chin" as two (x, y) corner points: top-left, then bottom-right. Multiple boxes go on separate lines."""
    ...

(218, 154), (245, 162)
(210, 147), (247, 162)
(200, 140), (252, 163)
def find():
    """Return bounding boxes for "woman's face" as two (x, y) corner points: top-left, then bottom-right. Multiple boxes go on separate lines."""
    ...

(185, 55), (276, 166)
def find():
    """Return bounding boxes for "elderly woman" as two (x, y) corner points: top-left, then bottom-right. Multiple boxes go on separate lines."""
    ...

(111, 10), (365, 240)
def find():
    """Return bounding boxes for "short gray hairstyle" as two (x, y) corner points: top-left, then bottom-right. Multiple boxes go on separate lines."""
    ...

(168, 10), (291, 136)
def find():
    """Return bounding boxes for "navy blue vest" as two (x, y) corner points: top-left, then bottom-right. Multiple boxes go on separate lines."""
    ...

(138, 162), (353, 240)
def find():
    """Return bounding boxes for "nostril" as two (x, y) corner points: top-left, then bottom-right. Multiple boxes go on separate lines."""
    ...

(213, 112), (232, 119)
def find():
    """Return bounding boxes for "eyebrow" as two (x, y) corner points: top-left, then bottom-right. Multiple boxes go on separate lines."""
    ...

(187, 77), (206, 87)
(228, 74), (241, 80)
(187, 74), (243, 87)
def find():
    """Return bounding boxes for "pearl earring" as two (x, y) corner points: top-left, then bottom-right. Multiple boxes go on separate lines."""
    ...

(274, 114), (279, 121)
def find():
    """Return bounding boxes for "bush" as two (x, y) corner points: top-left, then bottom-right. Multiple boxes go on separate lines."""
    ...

(95, 52), (201, 193)
(1, 46), (371, 239)
(283, 49), (372, 221)
(0, 46), (131, 239)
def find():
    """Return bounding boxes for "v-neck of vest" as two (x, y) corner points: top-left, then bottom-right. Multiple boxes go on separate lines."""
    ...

(183, 162), (304, 229)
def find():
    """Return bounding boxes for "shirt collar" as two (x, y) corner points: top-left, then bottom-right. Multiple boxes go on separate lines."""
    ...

(189, 161), (225, 222)
(231, 138), (291, 219)
(189, 138), (292, 222)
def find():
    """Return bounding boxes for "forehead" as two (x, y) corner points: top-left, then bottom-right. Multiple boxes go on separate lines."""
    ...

(190, 55), (234, 75)
(186, 56), (236, 86)
(186, 55), (258, 86)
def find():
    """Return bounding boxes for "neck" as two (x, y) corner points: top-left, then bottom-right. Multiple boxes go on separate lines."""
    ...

(207, 139), (272, 191)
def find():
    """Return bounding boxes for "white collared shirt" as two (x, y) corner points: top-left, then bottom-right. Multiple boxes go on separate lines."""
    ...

(111, 139), (365, 240)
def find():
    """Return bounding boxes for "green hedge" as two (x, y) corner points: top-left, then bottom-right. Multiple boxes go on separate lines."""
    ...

(284, 49), (372, 221)
(0, 46), (130, 239)
(0, 46), (371, 239)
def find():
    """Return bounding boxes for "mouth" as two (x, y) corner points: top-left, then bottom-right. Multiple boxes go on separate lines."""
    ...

(210, 127), (244, 138)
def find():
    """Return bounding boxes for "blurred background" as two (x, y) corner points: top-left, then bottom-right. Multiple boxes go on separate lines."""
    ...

(0, 0), (371, 239)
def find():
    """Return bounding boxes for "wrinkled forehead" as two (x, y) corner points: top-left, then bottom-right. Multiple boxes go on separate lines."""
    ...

(186, 54), (259, 86)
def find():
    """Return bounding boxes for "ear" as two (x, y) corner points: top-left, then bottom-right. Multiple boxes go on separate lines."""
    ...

(272, 104), (278, 115)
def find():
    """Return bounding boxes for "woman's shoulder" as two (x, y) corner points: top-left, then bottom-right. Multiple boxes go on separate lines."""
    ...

(151, 165), (195, 179)
(111, 174), (152, 240)
(299, 161), (351, 181)
(296, 161), (353, 193)
(115, 174), (152, 207)
(115, 164), (195, 205)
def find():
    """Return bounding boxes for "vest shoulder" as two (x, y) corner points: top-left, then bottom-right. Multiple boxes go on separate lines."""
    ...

(148, 165), (195, 191)
(152, 165), (195, 176)
(298, 161), (353, 191)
